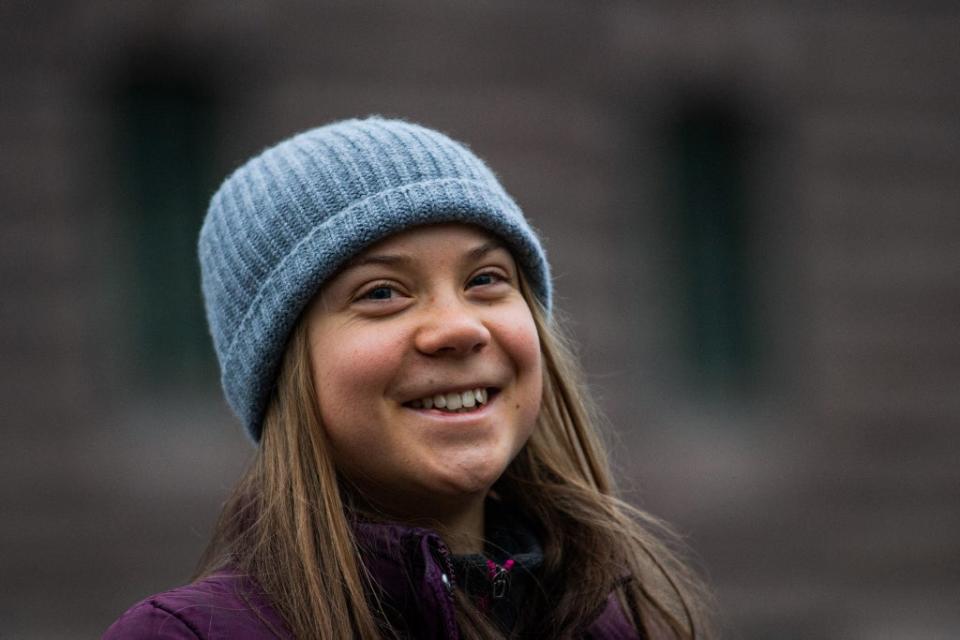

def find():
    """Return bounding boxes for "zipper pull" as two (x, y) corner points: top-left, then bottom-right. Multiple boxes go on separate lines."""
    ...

(487, 558), (515, 600)
(492, 568), (509, 599)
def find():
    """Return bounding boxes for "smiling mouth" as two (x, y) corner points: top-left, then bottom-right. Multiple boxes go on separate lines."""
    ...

(403, 387), (500, 413)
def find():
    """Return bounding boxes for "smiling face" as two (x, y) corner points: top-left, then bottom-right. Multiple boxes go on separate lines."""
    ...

(305, 223), (543, 517)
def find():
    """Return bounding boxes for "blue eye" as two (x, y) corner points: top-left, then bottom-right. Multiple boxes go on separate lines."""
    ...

(363, 285), (394, 300)
(469, 273), (501, 287)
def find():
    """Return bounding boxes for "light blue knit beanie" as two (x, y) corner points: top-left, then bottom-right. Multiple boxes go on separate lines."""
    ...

(199, 116), (552, 441)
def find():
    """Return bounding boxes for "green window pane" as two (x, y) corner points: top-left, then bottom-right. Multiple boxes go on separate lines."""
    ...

(114, 66), (218, 387)
(669, 101), (755, 392)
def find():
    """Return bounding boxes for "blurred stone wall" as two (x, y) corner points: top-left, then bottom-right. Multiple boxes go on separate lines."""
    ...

(1, 2), (958, 638)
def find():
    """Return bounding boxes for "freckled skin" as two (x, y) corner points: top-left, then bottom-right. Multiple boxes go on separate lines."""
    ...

(305, 224), (543, 522)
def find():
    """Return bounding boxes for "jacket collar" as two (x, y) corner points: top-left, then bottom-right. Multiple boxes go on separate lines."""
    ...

(350, 499), (545, 638)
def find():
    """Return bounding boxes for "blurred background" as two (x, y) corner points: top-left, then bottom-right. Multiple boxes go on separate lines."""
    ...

(2, 2), (959, 638)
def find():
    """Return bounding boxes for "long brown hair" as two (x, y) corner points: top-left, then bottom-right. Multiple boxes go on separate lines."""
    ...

(197, 271), (712, 639)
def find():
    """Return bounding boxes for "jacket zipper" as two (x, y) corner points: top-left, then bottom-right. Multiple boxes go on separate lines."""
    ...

(427, 536), (461, 640)
(430, 537), (457, 596)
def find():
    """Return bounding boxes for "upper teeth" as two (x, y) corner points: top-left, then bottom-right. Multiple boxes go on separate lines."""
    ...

(409, 388), (488, 411)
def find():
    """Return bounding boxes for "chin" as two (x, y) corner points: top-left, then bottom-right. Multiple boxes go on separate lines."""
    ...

(428, 457), (509, 498)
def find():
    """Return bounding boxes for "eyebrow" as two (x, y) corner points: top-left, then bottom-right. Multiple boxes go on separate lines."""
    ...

(343, 240), (507, 270)
(466, 240), (508, 261)
(344, 253), (412, 269)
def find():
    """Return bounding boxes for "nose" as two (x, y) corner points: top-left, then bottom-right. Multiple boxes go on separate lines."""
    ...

(414, 297), (491, 357)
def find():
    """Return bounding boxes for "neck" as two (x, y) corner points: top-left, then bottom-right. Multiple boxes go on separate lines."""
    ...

(433, 499), (485, 554)
(357, 489), (487, 554)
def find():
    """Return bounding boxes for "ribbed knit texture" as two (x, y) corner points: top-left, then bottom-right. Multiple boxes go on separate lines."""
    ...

(199, 117), (551, 441)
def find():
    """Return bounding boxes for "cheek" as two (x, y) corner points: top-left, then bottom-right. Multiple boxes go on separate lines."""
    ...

(320, 349), (388, 390)
(309, 329), (404, 421)
(498, 311), (544, 423)
(506, 310), (542, 376)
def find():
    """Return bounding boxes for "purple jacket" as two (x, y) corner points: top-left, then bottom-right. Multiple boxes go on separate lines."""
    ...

(104, 521), (641, 639)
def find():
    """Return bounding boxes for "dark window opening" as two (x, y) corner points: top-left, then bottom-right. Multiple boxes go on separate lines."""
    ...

(112, 56), (219, 389)
(667, 98), (756, 393)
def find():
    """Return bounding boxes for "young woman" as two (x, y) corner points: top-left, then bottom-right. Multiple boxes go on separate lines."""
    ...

(104, 117), (710, 639)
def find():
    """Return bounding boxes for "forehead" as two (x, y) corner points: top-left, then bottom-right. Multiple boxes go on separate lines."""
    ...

(346, 223), (509, 262)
